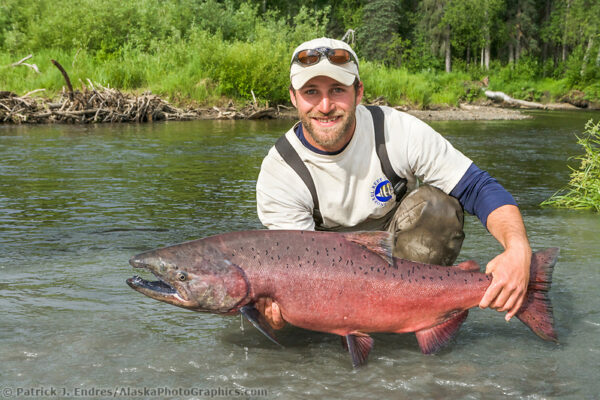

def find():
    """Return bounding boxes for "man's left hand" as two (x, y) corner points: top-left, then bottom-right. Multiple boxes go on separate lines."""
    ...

(479, 245), (531, 321)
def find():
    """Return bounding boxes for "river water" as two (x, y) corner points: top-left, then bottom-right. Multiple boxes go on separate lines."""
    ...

(1, 111), (599, 399)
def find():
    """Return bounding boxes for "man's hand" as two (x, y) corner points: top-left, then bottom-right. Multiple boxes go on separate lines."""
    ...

(255, 297), (286, 330)
(479, 205), (532, 321)
(479, 245), (531, 320)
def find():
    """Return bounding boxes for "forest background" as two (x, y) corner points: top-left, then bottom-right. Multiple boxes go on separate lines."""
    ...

(1, 0), (599, 109)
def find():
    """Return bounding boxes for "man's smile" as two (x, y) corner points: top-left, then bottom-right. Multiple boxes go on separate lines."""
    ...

(313, 115), (342, 126)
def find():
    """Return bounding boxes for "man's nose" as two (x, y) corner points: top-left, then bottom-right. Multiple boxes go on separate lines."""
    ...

(317, 94), (334, 114)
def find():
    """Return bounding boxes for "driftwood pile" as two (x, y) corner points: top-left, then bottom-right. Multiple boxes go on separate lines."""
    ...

(1, 59), (283, 124)
(0, 81), (200, 124)
(0, 84), (285, 124)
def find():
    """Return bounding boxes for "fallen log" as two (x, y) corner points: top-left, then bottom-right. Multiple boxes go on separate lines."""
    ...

(484, 90), (548, 109)
(248, 107), (276, 119)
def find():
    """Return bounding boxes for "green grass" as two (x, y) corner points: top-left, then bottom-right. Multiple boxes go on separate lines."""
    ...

(0, 31), (293, 106)
(1, 38), (598, 109)
(360, 63), (475, 109)
(541, 120), (600, 212)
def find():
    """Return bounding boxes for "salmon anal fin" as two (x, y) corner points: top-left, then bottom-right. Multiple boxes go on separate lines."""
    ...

(415, 310), (468, 354)
(240, 305), (283, 347)
(345, 332), (374, 368)
(342, 231), (394, 265)
(456, 260), (480, 272)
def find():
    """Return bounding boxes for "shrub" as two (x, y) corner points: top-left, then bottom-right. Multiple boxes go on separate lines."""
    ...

(541, 120), (600, 211)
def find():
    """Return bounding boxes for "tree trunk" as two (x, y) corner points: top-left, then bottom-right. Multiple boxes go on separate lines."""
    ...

(581, 37), (594, 76)
(562, 0), (572, 62)
(597, 42), (600, 67)
(466, 45), (470, 67)
(444, 26), (451, 73)
(541, 0), (551, 64)
(480, 47), (484, 68)
(515, 26), (522, 62)
(484, 19), (490, 71)
(508, 42), (514, 65)
(515, 3), (522, 63)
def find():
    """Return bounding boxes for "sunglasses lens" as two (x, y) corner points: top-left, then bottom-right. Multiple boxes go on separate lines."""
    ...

(328, 49), (351, 64)
(293, 48), (355, 67)
(296, 50), (320, 65)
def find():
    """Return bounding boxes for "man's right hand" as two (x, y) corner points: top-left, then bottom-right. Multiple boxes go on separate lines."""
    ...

(255, 297), (286, 330)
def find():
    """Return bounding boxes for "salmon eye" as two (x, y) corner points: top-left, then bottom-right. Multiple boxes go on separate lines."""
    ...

(176, 272), (187, 281)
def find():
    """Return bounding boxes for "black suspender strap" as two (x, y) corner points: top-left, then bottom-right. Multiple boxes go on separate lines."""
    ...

(274, 106), (407, 227)
(366, 105), (408, 200)
(274, 135), (324, 226)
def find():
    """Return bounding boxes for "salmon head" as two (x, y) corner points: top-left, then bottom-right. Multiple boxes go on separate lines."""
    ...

(126, 240), (250, 314)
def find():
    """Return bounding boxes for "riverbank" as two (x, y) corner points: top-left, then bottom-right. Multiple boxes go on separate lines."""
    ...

(2, 87), (576, 124)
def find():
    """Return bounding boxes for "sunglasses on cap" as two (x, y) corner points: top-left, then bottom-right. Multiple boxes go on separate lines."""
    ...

(291, 47), (358, 67)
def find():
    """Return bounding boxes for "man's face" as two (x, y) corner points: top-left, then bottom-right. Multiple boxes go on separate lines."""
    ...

(290, 76), (363, 152)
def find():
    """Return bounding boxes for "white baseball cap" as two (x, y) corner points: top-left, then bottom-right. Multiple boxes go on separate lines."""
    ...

(290, 37), (360, 90)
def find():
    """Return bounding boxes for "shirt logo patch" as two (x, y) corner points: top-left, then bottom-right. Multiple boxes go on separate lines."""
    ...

(371, 178), (393, 207)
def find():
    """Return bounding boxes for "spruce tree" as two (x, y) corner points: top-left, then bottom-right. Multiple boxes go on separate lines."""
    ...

(357, 0), (400, 63)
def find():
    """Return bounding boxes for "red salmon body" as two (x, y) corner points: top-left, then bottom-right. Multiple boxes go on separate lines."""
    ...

(127, 230), (558, 367)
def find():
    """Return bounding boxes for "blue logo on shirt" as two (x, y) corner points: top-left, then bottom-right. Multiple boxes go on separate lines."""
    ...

(371, 178), (393, 206)
(375, 180), (393, 202)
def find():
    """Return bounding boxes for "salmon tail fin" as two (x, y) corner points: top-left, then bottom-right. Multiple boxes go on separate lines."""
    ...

(516, 247), (559, 343)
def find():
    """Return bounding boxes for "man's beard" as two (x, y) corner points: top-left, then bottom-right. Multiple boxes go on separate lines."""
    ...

(300, 106), (357, 151)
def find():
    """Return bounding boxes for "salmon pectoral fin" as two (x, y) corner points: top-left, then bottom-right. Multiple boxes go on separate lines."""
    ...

(240, 304), (283, 347)
(345, 332), (374, 368)
(415, 310), (468, 354)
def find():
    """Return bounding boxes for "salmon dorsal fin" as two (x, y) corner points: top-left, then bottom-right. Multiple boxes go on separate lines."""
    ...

(415, 310), (469, 354)
(342, 231), (394, 265)
(345, 332), (374, 368)
(456, 260), (480, 272)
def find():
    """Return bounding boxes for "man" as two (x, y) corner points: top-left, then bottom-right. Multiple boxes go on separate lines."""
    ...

(255, 37), (531, 329)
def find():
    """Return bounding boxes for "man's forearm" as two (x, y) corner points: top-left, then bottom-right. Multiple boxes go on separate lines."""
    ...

(486, 204), (531, 254)
(480, 204), (532, 320)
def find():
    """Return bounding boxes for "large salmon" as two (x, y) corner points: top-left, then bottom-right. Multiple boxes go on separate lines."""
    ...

(126, 230), (558, 367)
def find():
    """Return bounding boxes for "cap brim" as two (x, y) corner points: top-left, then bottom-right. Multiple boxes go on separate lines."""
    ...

(290, 60), (357, 90)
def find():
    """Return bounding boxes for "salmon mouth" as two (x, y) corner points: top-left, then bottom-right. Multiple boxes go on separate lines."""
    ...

(126, 256), (187, 303)
(126, 275), (177, 295)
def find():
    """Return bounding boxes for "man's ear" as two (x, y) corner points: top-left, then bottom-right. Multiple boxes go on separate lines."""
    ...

(355, 81), (364, 104)
(289, 88), (297, 108)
